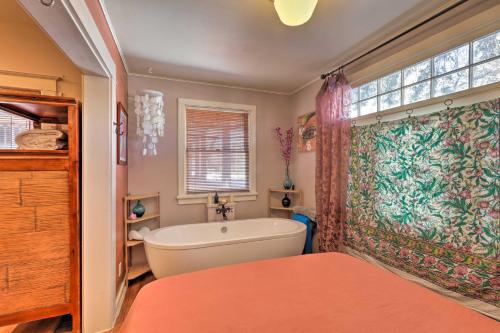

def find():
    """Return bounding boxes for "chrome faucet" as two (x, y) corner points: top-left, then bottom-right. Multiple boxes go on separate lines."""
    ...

(216, 203), (233, 221)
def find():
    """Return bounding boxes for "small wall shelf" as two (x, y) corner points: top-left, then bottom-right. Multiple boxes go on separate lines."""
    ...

(0, 149), (68, 154)
(270, 206), (294, 211)
(126, 240), (144, 248)
(269, 189), (301, 194)
(268, 188), (303, 217)
(124, 192), (160, 281)
(126, 213), (161, 224)
(126, 192), (160, 201)
(128, 263), (151, 280)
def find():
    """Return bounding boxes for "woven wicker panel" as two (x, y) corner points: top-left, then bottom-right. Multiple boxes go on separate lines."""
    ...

(0, 207), (35, 234)
(0, 178), (21, 206)
(36, 205), (70, 232)
(22, 177), (69, 207)
(0, 171), (33, 180)
(0, 171), (71, 315)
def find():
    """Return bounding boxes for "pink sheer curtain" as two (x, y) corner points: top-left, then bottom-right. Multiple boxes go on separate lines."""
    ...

(315, 73), (351, 252)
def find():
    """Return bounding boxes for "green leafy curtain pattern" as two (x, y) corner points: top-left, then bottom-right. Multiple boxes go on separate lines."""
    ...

(345, 99), (499, 306)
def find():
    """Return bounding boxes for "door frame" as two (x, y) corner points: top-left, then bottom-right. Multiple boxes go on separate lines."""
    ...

(19, 0), (119, 331)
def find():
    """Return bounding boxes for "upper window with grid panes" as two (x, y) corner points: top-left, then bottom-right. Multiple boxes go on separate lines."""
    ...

(350, 30), (500, 117)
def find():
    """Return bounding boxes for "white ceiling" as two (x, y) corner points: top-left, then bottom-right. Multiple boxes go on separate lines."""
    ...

(102, 0), (448, 94)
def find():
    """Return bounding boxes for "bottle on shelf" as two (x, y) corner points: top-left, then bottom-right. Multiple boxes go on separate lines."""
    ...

(282, 193), (291, 208)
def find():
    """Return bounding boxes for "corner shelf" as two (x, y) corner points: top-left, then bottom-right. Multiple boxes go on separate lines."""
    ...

(126, 192), (161, 201)
(124, 192), (160, 281)
(126, 213), (160, 224)
(268, 188), (303, 217)
(126, 240), (144, 248)
(270, 206), (294, 211)
(128, 263), (151, 281)
(269, 188), (301, 194)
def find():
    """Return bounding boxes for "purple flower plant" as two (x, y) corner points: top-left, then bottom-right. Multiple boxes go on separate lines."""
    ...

(275, 127), (293, 169)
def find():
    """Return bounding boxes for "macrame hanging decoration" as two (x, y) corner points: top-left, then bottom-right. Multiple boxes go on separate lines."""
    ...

(134, 90), (165, 156)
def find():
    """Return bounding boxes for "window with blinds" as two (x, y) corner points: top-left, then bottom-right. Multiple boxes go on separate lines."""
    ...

(0, 110), (33, 149)
(186, 108), (250, 193)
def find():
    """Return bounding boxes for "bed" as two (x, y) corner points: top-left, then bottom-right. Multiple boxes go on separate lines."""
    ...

(121, 253), (498, 332)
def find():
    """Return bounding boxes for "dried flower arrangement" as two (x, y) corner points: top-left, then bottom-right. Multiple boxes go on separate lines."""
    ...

(275, 127), (294, 189)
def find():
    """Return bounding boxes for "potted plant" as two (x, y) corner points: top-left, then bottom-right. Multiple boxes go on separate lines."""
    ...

(275, 127), (294, 190)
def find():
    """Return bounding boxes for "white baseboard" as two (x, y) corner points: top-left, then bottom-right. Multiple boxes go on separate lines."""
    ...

(113, 279), (128, 326)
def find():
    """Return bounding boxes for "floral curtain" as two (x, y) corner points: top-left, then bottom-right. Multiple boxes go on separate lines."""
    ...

(315, 73), (351, 252)
(345, 99), (499, 306)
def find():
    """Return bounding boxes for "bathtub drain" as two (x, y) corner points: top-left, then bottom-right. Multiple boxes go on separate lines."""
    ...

(220, 226), (228, 233)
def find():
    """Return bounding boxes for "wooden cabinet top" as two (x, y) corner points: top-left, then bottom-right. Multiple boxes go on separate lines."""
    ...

(0, 90), (78, 124)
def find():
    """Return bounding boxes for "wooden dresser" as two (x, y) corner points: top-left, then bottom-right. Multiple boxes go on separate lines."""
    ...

(0, 92), (80, 331)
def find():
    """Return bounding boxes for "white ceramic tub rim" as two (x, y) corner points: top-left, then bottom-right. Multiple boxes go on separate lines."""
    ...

(144, 218), (306, 250)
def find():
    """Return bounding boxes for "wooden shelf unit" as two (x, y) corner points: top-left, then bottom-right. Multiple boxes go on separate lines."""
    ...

(126, 240), (144, 248)
(128, 263), (151, 280)
(124, 192), (160, 281)
(126, 192), (161, 201)
(0, 92), (81, 331)
(270, 206), (294, 211)
(0, 149), (68, 154)
(126, 213), (160, 224)
(269, 188), (301, 194)
(268, 188), (303, 217)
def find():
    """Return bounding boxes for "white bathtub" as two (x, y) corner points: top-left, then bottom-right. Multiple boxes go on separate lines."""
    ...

(144, 218), (306, 278)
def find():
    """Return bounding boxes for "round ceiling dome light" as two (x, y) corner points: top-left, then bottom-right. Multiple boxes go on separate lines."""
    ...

(273, 0), (318, 26)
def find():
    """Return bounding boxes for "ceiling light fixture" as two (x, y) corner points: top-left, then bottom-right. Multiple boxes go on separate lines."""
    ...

(40, 0), (55, 7)
(273, 0), (318, 27)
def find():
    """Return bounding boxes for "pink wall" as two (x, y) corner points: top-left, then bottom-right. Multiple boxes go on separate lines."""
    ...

(289, 80), (321, 208)
(128, 76), (293, 226)
(85, 0), (128, 293)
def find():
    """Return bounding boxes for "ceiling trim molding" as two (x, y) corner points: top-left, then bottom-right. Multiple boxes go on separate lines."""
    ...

(105, 0), (496, 97)
(98, 0), (129, 73)
(290, 0), (500, 95)
(289, 76), (321, 95)
(128, 72), (290, 95)
(289, 0), (462, 95)
(126, 0), (462, 96)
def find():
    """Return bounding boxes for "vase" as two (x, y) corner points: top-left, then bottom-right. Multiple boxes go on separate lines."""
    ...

(132, 200), (146, 218)
(283, 167), (293, 190)
(282, 193), (291, 208)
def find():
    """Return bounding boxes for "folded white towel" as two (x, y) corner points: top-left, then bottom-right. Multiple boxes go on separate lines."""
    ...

(128, 230), (143, 241)
(15, 129), (67, 150)
(139, 227), (151, 236)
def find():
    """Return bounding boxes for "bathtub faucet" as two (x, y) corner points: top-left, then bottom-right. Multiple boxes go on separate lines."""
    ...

(216, 203), (233, 221)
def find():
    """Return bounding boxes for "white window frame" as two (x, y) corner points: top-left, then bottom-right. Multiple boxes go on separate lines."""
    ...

(177, 98), (257, 205)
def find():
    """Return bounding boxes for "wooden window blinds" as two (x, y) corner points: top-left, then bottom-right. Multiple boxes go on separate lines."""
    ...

(0, 109), (33, 149)
(185, 108), (250, 193)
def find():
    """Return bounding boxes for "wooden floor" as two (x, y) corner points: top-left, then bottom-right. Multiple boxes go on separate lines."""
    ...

(112, 273), (155, 332)
(0, 273), (155, 333)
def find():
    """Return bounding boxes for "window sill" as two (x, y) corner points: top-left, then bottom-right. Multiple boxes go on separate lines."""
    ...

(177, 192), (258, 205)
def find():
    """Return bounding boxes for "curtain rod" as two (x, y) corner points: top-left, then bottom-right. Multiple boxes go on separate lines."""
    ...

(320, 0), (469, 80)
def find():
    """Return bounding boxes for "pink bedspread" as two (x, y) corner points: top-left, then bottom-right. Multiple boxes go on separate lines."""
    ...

(121, 253), (499, 332)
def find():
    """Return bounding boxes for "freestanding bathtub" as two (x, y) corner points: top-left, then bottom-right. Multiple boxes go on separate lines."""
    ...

(144, 218), (306, 278)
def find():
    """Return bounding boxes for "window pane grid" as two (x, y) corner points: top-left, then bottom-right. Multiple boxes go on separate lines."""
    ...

(348, 30), (500, 118)
(472, 30), (500, 63)
(0, 110), (33, 149)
